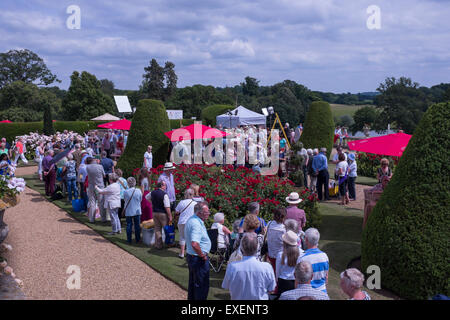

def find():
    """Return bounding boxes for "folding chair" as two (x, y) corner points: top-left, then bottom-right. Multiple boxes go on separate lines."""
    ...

(207, 228), (228, 273)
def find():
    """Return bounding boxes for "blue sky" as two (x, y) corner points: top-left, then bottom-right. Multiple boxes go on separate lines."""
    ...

(1, 0), (449, 92)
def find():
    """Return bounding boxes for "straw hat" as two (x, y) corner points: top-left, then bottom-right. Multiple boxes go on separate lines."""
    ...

(163, 162), (175, 171)
(282, 231), (299, 246)
(286, 192), (302, 204)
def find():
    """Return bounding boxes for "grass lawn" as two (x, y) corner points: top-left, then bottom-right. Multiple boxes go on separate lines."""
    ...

(22, 173), (395, 300)
(327, 162), (378, 186)
(330, 104), (374, 119)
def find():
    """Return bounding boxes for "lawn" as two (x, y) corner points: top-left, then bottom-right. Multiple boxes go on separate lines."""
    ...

(22, 173), (394, 300)
(330, 104), (374, 119)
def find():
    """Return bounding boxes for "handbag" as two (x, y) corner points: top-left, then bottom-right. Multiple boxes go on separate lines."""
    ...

(164, 223), (175, 245)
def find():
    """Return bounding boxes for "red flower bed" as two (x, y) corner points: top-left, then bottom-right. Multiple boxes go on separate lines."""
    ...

(133, 164), (321, 228)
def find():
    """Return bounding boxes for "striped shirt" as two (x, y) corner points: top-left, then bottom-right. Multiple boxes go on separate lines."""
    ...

(299, 248), (329, 293)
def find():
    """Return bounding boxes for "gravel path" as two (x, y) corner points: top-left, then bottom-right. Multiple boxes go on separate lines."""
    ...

(2, 179), (187, 300)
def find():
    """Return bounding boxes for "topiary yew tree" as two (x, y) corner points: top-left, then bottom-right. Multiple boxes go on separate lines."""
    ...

(300, 101), (334, 159)
(361, 102), (450, 300)
(117, 99), (170, 177)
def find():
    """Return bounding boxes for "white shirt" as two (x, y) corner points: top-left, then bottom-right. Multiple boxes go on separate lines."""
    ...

(348, 161), (357, 177)
(336, 161), (349, 177)
(176, 199), (197, 225)
(275, 248), (304, 280)
(333, 152), (347, 162)
(143, 151), (152, 168)
(267, 221), (286, 259)
(222, 256), (276, 300)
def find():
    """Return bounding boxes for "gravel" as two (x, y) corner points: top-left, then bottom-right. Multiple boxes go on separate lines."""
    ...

(3, 173), (187, 300)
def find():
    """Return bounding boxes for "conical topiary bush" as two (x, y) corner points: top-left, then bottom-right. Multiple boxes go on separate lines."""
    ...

(299, 101), (334, 159)
(361, 102), (450, 300)
(117, 99), (170, 177)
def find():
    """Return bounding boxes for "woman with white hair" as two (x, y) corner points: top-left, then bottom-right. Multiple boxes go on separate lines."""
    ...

(123, 177), (142, 244)
(95, 173), (121, 235)
(175, 188), (198, 258)
(211, 212), (232, 250)
(340, 268), (371, 300)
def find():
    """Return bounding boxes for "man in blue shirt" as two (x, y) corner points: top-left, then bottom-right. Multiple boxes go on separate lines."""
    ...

(185, 201), (211, 300)
(222, 232), (276, 300)
(312, 147), (330, 201)
(238, 202), (267, 234)
(100, 151), (114, 186)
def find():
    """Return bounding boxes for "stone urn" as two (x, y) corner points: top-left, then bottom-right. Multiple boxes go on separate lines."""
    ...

(0, 209), (8, 244)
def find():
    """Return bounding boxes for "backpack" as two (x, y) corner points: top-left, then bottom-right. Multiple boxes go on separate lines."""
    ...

(51, 185), (64, 201)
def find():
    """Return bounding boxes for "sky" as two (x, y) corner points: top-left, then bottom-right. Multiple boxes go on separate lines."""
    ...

(0, 0), (449, 93)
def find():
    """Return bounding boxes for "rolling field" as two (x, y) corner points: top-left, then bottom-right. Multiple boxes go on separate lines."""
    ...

(330, 104), (375, 119)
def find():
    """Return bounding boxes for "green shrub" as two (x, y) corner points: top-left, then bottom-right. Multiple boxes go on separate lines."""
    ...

(0, 121), (109, 143)
(117, 99), (170, 177)
(201, 104), (234, 126)
(300, 101), (334, 159)
(169, 119), (195, 129)
(43, 104), (54, 135)
(361, 102), (450, 299)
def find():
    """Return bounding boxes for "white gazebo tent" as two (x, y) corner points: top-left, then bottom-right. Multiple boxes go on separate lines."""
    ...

(91, 113), (120, 121)
(216, 105), (266, 128)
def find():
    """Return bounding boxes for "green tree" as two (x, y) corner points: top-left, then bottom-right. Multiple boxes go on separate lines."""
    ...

(100, 79), (115, 97)
(117, 99), (170, 176)
(164, 61), (177, 99)
(374, 77), (429, 134)
(0, 49), (60, 88)
(361, 101), (450, 299)
(142, 59), (165, 100)
(0, 108), (42, 122)
(300, 101), (334, 159)
(241, 76), (259, 96)
(350, 106), (378, 134)
(62, 71), (116, 120)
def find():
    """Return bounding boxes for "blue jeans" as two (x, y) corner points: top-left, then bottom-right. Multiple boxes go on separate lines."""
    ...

(126, 215), (141, 243)
(66, 178), (78, 201)
(187, 254), (210, 300)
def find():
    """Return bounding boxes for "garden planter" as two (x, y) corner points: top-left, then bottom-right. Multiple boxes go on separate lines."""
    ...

(0, 209), (9, 244)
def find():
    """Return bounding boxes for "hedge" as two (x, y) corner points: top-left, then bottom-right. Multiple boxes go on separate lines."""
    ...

(201, 104), (234, 126)
(300, 101), (334, 159)
(0, 121), (109, 143)
(361, 102), (450, 299)
(117, 99), (170, 177)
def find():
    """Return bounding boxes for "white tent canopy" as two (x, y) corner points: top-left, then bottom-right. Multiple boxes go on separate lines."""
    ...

(91, 113), (120, 121)
(216, 105), (266, 128)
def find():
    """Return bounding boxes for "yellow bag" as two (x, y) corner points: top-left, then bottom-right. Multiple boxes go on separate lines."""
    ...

(140, 219), (154, 229)
(329, 180), (339, 196)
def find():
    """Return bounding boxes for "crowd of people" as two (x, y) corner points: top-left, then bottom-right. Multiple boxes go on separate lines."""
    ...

(0, 123), (383, 301)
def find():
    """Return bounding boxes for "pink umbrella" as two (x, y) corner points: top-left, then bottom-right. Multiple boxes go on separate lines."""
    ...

(164, 123), (228, 141)
(0, 120), (12, 123)
(97, 119), (131, 130)
(348, 132), (412, 157)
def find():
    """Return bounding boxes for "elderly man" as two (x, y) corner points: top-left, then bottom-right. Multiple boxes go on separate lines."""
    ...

(158, 162), (176, 209)
(279, 261), (330, 300)
(312, 147), (330, 201)
(340, 268), (371, 300)
(238, 202), (267, 235)
(42, 149), (56, 196)
(146, 181), (172, 249)
(86, 157), (107, 223)
(185, 201), (211, 300)
(222, 232), (276, 300)
(100, 151), (115, 185)
(285, 192), (306, 232)
(299, 228), (329, 293)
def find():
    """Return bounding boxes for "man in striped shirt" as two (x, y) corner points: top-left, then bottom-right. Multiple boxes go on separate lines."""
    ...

(299, 228), (329, 293)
